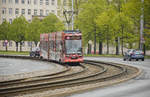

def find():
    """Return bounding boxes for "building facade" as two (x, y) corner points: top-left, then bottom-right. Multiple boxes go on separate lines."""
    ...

(0, 0), (59, 24)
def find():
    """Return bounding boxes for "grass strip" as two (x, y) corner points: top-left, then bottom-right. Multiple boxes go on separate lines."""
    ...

(0, 50), (29, 55)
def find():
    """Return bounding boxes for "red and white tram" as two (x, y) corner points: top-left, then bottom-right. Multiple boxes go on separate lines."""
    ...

(40, 30), (83, 63)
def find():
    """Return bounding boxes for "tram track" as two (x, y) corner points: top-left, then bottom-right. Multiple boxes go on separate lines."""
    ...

(0, 63), (106, 93)
(0, 57), (129, 97)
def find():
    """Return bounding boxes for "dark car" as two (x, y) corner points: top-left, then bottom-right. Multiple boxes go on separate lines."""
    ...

(123, 49), (144, 61)
(29, 47), (40, 57)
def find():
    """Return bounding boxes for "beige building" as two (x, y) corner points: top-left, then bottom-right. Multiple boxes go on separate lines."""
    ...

(0, 0), (60, 24)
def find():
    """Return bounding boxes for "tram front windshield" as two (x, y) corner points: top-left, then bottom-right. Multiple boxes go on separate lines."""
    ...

(65, 40), (82, 54)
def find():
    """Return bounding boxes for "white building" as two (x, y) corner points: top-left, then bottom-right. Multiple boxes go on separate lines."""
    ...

(0, 0), (60, 24)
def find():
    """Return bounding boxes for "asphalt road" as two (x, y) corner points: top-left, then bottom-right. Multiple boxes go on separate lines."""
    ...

(69, 57), (150, 97)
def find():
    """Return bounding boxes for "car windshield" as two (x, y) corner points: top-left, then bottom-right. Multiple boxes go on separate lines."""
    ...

(65, 40), (82, 54)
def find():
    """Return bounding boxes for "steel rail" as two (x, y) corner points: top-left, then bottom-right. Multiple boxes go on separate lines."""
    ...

(0, 55), (127, 96)
(0, 64), (87, 86)
(0, 63), (106, 91)
(0, 61), (124, 96)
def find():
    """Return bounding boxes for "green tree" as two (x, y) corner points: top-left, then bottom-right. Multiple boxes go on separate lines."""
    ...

(41, 13), (65, 33)
(10, 16), (28, 52)
(112, 12), (134, 55)
(144, 0), (150, 50)
(76, 0), (106, 54)
(26, 17), (42, 49)
(0, 20), (10, 51)
(122, 0), (142, 49)
(96, 7), (117, 54)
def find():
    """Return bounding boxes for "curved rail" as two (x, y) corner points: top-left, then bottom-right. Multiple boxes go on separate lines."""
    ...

(0, 64), (86, 87)
(0, 60), (126, 96)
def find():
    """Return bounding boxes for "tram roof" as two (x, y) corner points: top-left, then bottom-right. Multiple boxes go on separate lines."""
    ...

(64, 30), (81, 33)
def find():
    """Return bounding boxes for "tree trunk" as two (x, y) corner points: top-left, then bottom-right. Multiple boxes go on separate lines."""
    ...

(94, 29), (96, 54)
(121, 39), (124, 55)
(87, 43), (91, 54)
(129, 43), (133, 49)
(107, 39), (109, 54)
(121, 25), (124, 55)
(5, 44), (8, 52)
(20, 42), (22, 52)
(99, 41), (102, 55)
(144, 44), (146, 55)
(115, 37), (119, 55)
(106, 25), (109, 55)
(16, 42), (18, 52)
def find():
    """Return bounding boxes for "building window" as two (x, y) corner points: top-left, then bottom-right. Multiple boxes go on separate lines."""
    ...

(15, 8), (19, 14)
(51, 0), (55, 5)
(34, 9), (37, 15)
(21, 0), (25, 4)
(46, 0), (49, 5)
(40, 0), (43, 5)
(28, 0), (31, 4)
(40, 9), (43, 16)
(9, 0), (13, 3)
(46, 10), (49, 16)
(34, 0), (37, 4)
(15, 0), (19, 4)
(2, 8), (6, 14)
(28, 9), (31, 15)
(9, 8), (13, 15)
(21, 9), (25, 14)
(2, 0), (6, 4)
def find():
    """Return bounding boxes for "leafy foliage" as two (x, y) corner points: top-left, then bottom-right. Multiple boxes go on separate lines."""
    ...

(10, 16), (28, 43)
(75, 0), (105, 45)
(26, 17), (42, 46)
(0, 20), (10, 40)
(41, 13), (65, 33)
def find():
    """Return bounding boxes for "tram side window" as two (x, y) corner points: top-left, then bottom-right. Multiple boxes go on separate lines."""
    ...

(49, 41), (52, 50)
(56, 41), (59, 52)
(43, 41), (47, 51)
(46, 41), (48, 51)
(50, 40), (54, 51)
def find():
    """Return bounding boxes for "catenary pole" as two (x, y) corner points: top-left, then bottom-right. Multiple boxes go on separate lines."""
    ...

(72, 0), (74, 30)
(140, 0), (144, 50)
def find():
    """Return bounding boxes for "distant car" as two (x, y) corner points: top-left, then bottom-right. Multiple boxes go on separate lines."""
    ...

(29, 47), (40, 57)
(123, 49), (144, 61)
